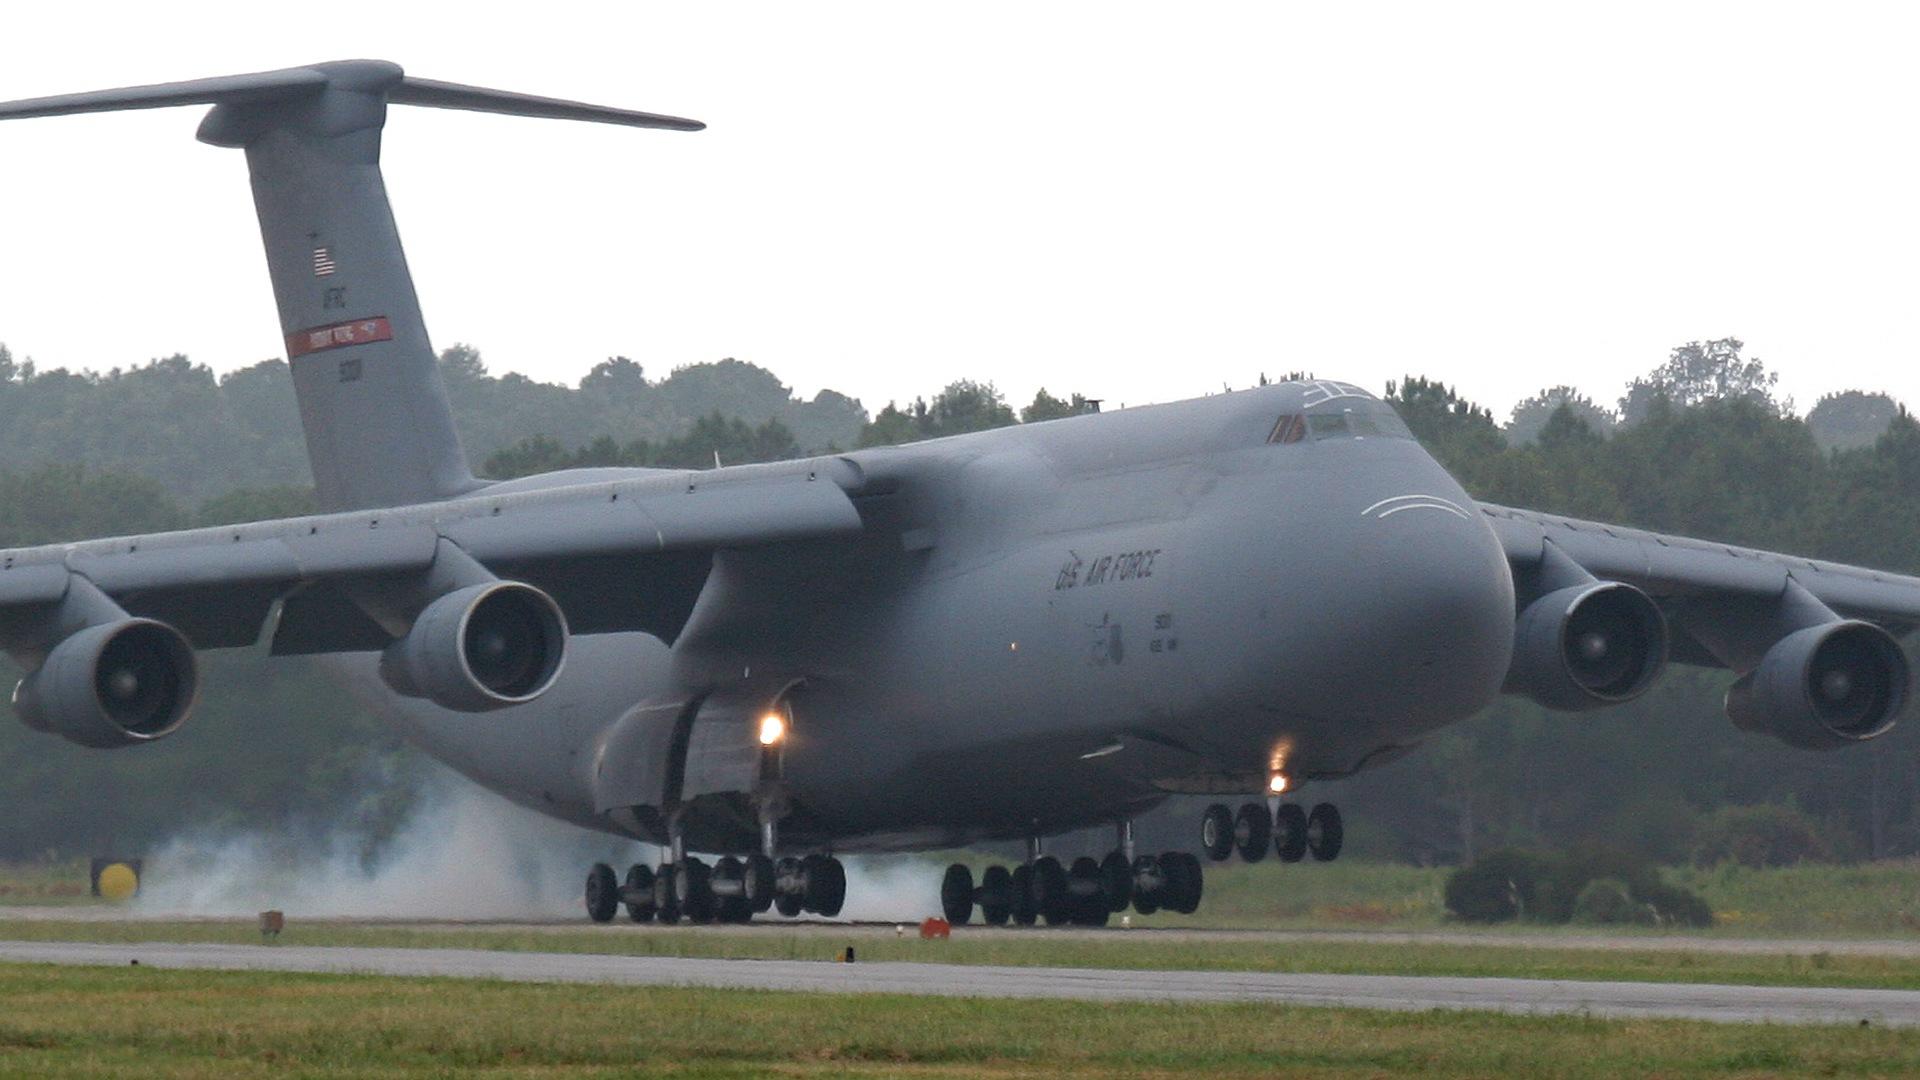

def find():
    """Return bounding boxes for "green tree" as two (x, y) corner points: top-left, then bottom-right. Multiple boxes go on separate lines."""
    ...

(1620, 338), (1782, 425)
(1506, 386), (1615, 446)
(1806, 390), (1901, 452)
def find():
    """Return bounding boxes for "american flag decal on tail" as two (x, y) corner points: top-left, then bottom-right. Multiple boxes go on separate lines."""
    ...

(312, 247), (337, 276)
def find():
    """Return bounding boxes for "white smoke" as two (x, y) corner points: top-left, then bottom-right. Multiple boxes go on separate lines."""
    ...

(132, 763), (950, 923)
(135, 773), (648, 920)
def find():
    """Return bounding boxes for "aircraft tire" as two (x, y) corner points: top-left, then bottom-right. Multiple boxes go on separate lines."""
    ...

(1200, 803), (1234, 861)
(804, 855), (847, 918)
(585, 862), (618, 923)
(980, 865), (1014, 925)
(1274, 802), (1309, 863)
(1032, 856), (1069, 926)
(745, 854), (776, 913)
(679, 857), (716, 924)
(1161, 851), (1203, 915)
(653, 864), (682, 925)
(941, 863), (976, 925)
(1307, 803), (1344, 862)
(1068, 857), (1108, 926)
(622, 863), (656, 923)
(1100, 851), (1133, 912)
(1130, 855), (1160, 915)
(1010, 864), (1037, 925)
(774, 857), (805, 917)
(1234, 802), (1272, 863)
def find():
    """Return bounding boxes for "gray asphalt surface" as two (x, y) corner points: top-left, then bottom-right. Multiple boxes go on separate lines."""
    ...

(3, 938), (1917, 1028)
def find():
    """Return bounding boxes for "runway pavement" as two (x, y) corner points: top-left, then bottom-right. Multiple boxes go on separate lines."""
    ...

(2, 938), (1917, 1028)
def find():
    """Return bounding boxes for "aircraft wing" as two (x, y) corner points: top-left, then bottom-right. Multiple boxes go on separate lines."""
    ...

(1480, 501), (1920, 668)
(0, 461), (864, 661)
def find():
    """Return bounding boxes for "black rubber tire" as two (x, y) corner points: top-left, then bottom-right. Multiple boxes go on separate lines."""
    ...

(1161, 851), (1203, 915)
(679, 857), (716, 924)
(1010, 864), (1037, 926)
(774, 857), (805, 918)
(718, 894), (753, 923)
(1307, 802), (1344, 862)
(653, 863), (682, 924)
(1130, 855), (1160, 915)
(1234, 802), (1272, 863)
(1068, 857), (1108, 926)
(1179, 852), (1204, 913)
(715, 854), (743, 895)
(1032, 856), (1069, 926)
(1275, 802), (1309, 863)
(745, 854), (776, 913)
(1200, 803), (1234, 861)
(622, 863), (656, 923)
(941, 863), (976, 926)
(804, 855), (847, 918)
(585, 862), (618, 923)
(1100, 851), (1133, 912)
(979, 865), (1013, 925)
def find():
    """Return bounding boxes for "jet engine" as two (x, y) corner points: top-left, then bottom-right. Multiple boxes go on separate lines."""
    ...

(1725, 621), (1908, 750)
(1507, 582), (1669, 710)
(13, 618), (199, 748)
(380, 581), (568, 711)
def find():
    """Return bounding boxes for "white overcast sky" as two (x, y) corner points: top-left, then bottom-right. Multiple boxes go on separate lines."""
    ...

(1, 2), (1916, 423)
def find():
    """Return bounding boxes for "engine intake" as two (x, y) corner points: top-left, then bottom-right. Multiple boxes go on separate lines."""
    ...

(1508, 582), (1669, 710)
(380, 581), (568, 711)
(13, 618), (199, 748)
(1726, 621), (1908, 750)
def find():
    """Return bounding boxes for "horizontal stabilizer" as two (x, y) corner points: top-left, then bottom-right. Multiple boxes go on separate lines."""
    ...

(0, 59), (703, 131)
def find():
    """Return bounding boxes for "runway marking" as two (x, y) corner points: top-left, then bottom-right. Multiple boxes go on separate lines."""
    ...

(1, 939), (1915, 1028)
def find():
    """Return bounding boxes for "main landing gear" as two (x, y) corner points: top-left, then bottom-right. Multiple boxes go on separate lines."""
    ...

(1202, 800), (1343, 863)
(584, 853), (848, 924)
(941, 824), (1204, 927)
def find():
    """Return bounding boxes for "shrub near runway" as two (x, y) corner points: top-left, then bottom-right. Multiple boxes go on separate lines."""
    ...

(0, 965), (1915, 1078)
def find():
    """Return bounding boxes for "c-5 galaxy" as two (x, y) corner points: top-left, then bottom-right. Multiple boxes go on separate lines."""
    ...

(2, 61), (1914, 927)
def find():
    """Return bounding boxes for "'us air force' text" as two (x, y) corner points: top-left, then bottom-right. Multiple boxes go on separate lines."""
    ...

(1055, 549), (1161, 591)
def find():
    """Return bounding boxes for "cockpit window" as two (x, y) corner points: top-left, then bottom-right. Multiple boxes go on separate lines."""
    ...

(1267, 415), (1307, 444)
(1271, 402), (1413, 444)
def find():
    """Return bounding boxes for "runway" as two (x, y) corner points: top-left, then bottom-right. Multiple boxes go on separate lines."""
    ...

(3, 938), (1917, 1028)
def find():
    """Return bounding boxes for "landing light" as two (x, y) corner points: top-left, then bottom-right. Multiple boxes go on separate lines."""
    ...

(1268, 774), (1290, 795)
(758, 711), (786, 746)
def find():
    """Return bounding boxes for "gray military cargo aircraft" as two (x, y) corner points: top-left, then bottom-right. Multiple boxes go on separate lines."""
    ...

(2, 60), (1915, 927)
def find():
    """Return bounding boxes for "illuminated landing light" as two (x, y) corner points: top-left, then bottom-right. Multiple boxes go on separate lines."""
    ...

(758, 711), (787, 747)
(1268, 773), (1291, 795)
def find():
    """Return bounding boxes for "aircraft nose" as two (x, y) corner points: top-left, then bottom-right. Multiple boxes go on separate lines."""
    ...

(1317, 490), (1516, 729)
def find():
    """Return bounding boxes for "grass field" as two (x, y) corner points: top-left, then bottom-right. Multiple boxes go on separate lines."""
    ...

(8, 917), (1920, 993)
(1, 964), (1916, 1078)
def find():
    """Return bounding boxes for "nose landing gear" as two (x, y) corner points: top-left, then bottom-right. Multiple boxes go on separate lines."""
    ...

(1202, 800), (1344, 864)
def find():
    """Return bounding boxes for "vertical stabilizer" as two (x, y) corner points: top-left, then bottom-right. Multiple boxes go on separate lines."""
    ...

(0, 60), (702, 511)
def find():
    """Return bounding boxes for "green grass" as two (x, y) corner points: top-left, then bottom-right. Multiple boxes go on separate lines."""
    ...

(9, 917), (1920, 992)
(0, 964), (1915, 1078)
(0, 860), (97, 908)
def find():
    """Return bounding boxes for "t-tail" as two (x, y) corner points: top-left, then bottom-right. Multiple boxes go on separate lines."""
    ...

(0, 60), (701, 511)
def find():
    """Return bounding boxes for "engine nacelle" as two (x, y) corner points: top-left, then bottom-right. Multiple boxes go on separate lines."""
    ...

(380, 581), (568, 712)
(1726, 620), (1908, 750)
(13, 618), (199, 748)
(1507, 582), (1669, 711)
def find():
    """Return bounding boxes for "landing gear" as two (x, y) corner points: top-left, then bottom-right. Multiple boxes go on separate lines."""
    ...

(944, 821), (1206, 927)
(1233, 802), (1271, 863)
(1306, 802), (1344, 862)
(1200, 803), (1234, 861)
(622, 864), (656, 922)
(585, 862), (619, 923)
(1274, 802), (1309, 862)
